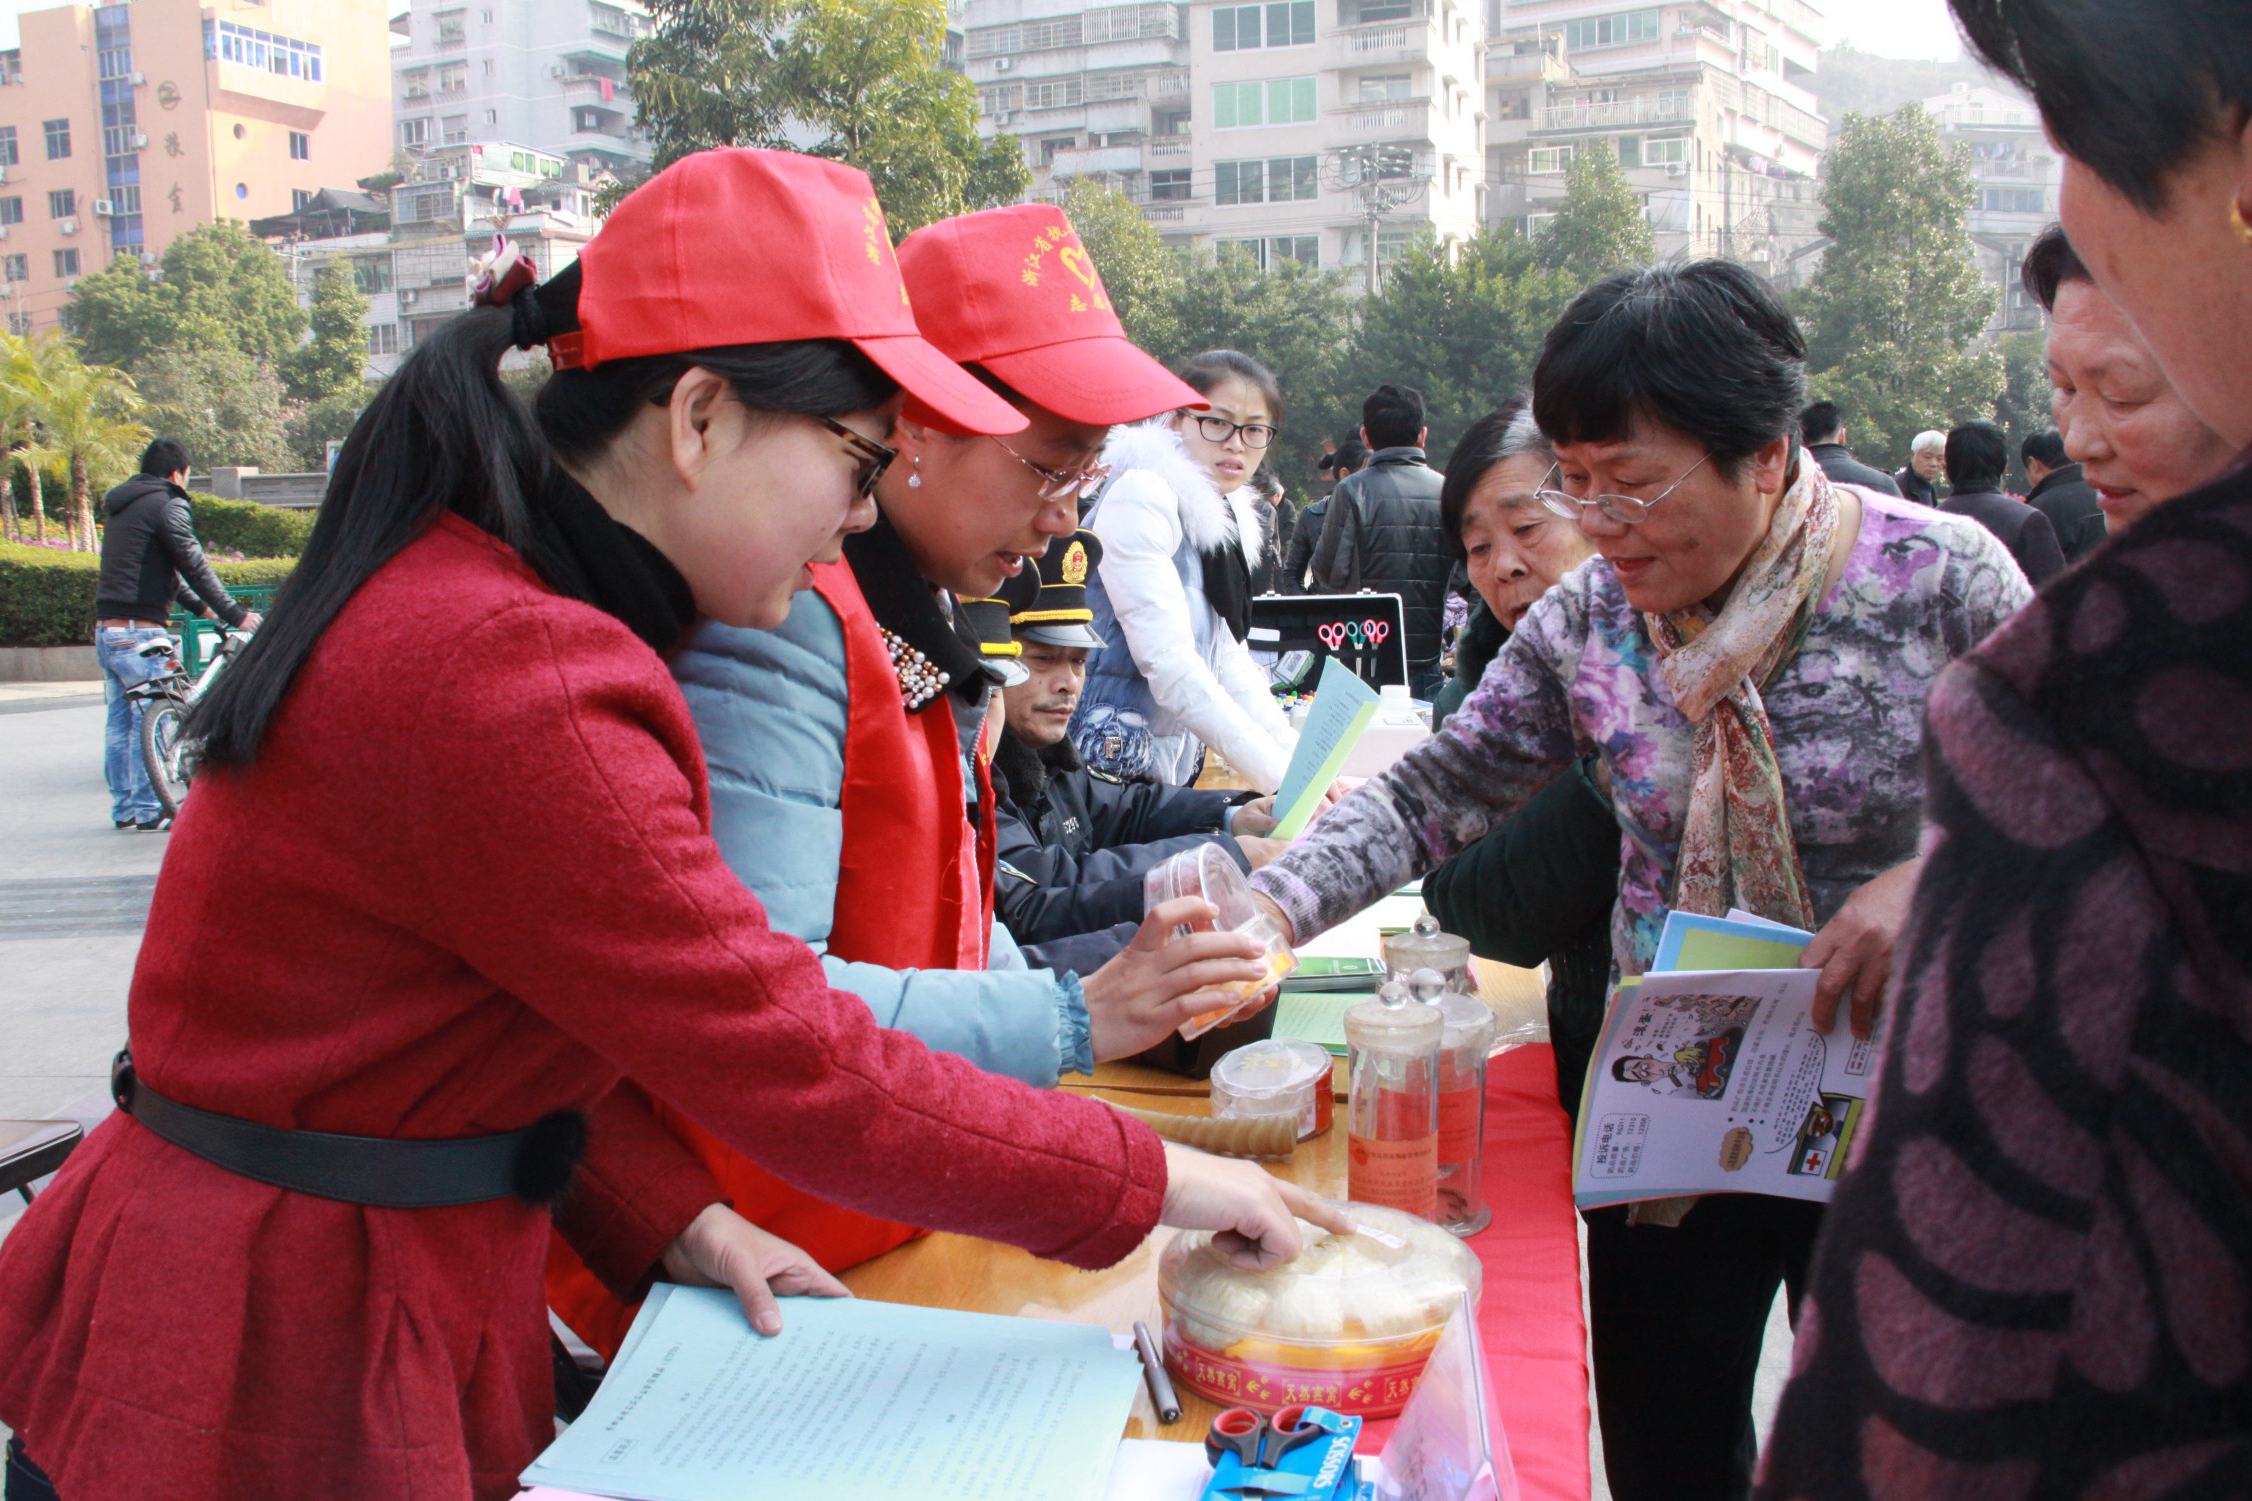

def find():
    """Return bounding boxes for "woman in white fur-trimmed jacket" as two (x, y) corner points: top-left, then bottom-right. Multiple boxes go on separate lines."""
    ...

(1071, 351), (1298, 792)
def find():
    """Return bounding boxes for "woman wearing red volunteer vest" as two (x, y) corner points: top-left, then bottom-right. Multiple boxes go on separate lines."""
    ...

(0, 151), (1331, 1501)
(542, 206), (1253, 1351)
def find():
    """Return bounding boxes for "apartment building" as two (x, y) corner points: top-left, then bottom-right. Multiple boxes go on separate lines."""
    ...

(0, 0), (393, 334)
(390, 0), (653, 175)
(263, 140), (603, 379)
(1485, 0), (1827, 278)
(1922, 80), (2057, 334)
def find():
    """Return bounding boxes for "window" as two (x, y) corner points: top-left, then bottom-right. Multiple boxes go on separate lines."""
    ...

(1039, 136), (1077, 165)
(1641, 135), (1687, 167)
(1214, 2), (1313, 50)
(437, 63), (466, 94)
(1215, 155), (1318, 204)
(5, 312), (29, 335)
(98, 47), (131, 80)
(1563, 9), (1658, 49)
(291, 188), (312, 211)
(204, 21), (323, 80)
(0, 198), (19, 227)
(1213, 77), (1316, 128)
(369, 323), (400, 356)
(441, 114), (468, 144)
(1358, 73), (1410, 101)
(0, 127), (17, 168)
(1150, 168), (1192, 200)
(1271, 235), (1318, 267)
(1979, 187), (2046, 213)
(351, 255), (392, 293)
(1527, 145), (1573, 173)
(483, 58), (494, 74)
(52, 248), (78, 277)
(1, 254), (25, 283)
(401, 117), (430, 147)
(47, 189), (73, 219)
(483, 109), (498, 124)
(1353, 0), (1412, 23)
(437, 14), (465, 42)
(288, 130), (309, 160)
(110, 185), (140, 214)
(1023, 78), (1084, 110)
(42, 118), (68, 160)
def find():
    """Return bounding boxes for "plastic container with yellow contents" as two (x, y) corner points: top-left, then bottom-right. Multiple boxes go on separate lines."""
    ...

(1157, 1201), (1480, 1417)
(1143, 843), (1297, 1039)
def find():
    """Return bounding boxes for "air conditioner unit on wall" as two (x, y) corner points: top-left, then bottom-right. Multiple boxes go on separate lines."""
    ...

(92, 199), (114, 215)
(129, 71), (144, 85)
(399, 287), (419, 304)
(58, 217), (76, 234)
(995, 55), (1013, 70)
(550, 63), (567, 77)
(132, 131), (147, 148)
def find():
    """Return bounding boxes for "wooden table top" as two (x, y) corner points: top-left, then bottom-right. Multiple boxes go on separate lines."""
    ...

(839, 953), (1548, 1444)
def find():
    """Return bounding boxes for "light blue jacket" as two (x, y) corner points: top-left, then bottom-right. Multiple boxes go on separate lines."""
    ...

(672, 590), (1094, 1087)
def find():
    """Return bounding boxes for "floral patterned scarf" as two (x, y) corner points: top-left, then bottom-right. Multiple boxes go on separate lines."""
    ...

(1645, 460), (1841, 932)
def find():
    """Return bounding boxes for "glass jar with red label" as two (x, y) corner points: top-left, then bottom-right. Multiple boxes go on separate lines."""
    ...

(1343, 979), (1441, 1220)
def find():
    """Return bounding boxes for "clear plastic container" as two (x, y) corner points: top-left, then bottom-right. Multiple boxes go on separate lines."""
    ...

(1382, 913), (1472, 995)
(1159, 1200), (1482, 1417)
(1143, 844), (1298, 1040)
(1344, 979), (1443, 1221)
(1416, 968), (1498, 1237)
(1210, 1038), (1334, 1141)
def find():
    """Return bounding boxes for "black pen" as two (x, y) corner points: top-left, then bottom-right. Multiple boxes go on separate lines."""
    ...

(1132, 1319), (1183, 1423)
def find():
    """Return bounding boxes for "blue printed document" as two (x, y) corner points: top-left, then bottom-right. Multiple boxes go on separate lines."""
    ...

(522, 1286), (1142, 1501)
(1651, 910), (1813, 974)
(1272, 656), (1381, 839)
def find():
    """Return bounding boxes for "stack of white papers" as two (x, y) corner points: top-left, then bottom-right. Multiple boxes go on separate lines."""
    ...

(522, 1286), (1144, 1501)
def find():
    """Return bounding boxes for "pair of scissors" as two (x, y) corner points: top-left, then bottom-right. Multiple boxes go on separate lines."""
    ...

(1205, 1404), (1331, 1471)
(1317, 622), (1348, 651)
(1362, 619), (1390, 645)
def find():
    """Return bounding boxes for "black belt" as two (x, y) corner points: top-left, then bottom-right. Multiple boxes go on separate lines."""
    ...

(110, 1050), (583, 1208)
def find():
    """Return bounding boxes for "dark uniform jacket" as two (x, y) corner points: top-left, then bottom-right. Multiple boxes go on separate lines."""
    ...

(1894, 466), (1942, 507)
(1280, 495), (1328, 594)
(1808, 442), (1903, 497)
(1942, 484), (2068, 587)
(2026, 461), (2107, 564)
(1310, 447), (1451, 671)
(991, 729), (1247, 948)
(94, 474), (248, 626)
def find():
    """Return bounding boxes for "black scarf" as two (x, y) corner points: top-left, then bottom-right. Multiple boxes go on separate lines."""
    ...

(1201, 541), (1253, 643)
(525, 468), (697, 655)
(843, 512), (992, 708)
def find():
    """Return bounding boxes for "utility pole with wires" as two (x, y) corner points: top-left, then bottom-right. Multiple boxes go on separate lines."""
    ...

(1324, 143), (1429, 295)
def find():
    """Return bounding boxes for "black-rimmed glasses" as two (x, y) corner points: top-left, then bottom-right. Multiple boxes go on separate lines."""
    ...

(1534, 453), (1710, 526)
(1190, 415), (1277, 449)
(988, 437), (1112, 502)
(818, 414), (896, 498)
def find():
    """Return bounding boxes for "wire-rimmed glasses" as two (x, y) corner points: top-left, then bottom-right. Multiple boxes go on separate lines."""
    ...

(1190, 415), (1277, 449)
(1533, 453), (1710, 526)
(988, 437), (1112, 502)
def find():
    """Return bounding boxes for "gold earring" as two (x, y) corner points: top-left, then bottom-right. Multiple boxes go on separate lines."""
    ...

(2232, 201), (2252, 246)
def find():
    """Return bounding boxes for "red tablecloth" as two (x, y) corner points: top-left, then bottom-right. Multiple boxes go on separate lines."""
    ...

(1371, 1043), (1589, 1501)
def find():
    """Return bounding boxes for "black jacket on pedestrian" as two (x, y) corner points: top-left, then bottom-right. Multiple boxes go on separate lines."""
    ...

(1310, 447), (1450, 671)
(1280, 495), (1327, 594)
(1893, 466), (1941, 507)
(1942, 484), (2068, 587)
(1807, 442), (1902, 497)
(1247, 494), (1295, 595)
(93, 474), (247, 627)
(991, 729), (1247, 947)
(2025, 460), (2106, 563)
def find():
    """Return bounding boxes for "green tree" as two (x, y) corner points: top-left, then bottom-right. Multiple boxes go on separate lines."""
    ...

(1798, 106), (2001, 467)
(1534, 141), (1656, 283)
(1150, 249), (1356, 486)
(286, 378), (382, 471)
(64, 220), (308, 371)
(1059, 178), (1182, 354)
(1990, 329), (2050, 489)
(281, 262), (370, 405)
(1343, 227), (1577, 463)
(138, 346), (293, 472)
(624, 0), (1029, 234)
(6, 335), (147, 550)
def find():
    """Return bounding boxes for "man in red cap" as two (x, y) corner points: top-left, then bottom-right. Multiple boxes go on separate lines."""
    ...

(587, 204), (1234, 1296)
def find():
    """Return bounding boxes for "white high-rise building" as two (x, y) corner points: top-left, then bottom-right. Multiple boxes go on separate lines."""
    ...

(1485, 0), (1828, 278)
(390, 0), (654, 175)
(1922, 80), (2058, 335)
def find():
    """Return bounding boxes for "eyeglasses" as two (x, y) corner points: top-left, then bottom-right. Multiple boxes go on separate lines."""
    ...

(988, 436), (1112, 502)
(1190, 415), (1277, 449)
(1534, 453), (1710, 526)
(817, 414), (896, 499)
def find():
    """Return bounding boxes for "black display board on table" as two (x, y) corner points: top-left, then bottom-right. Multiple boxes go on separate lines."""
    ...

(1247, 592), (1408, 691)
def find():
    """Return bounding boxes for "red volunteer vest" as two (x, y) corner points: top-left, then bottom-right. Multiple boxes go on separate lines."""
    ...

(547, 562), (997, 1357)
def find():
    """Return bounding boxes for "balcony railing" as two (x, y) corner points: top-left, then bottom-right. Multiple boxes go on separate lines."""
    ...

(1540, 95), (1692, 130)
(1336, 98), (1431, 133)
(1139, 202), (1186, 221)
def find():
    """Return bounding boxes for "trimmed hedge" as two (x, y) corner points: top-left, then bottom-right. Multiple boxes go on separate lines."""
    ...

(0, 542), (294, 646)
(189, 493), (318, 559)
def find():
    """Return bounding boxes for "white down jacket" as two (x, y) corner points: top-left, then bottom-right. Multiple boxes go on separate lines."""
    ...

(1071, 422), (1296, 791)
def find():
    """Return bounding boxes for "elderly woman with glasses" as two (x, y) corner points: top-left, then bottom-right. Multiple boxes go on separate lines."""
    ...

(1247, 261), (2032, 1501)
(1073, 349), (1300, 791)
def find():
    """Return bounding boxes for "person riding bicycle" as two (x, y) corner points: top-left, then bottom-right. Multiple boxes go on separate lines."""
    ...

(92, 437), (262, 830)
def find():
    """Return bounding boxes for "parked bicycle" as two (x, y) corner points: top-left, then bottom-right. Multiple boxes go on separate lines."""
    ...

(128, 624), (255, 820)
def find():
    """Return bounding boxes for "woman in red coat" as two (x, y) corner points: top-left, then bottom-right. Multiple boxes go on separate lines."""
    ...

(0, 148), (1328, 1501)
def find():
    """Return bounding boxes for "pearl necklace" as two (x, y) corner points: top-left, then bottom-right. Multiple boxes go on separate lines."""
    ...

(880, 627), (950, 712)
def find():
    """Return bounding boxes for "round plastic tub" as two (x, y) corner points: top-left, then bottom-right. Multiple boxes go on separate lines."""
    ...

(1211, 1038), (1335, 1140)
(1158, 1201), (1480, 1417)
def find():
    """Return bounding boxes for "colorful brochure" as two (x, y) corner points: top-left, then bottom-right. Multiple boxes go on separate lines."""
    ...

(1649, 910), (1812, 974)
(1272, 656), (1381, 839)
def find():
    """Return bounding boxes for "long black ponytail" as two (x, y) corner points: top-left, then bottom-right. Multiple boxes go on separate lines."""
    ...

(188, 261), (896, 767)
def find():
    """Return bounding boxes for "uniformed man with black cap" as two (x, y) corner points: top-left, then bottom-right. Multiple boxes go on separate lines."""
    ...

(989, 530), (1289, 954)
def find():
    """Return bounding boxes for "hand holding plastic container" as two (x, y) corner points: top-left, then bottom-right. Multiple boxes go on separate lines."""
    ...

(1144, 845), (1299, 1040)
(1344, 979), (1443, 1220)
(1415, 968), (1497, 1236)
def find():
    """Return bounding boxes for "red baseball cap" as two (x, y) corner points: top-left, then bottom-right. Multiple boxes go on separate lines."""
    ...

(553, 148), (1026, 437)
(894, 203), (1205, 432)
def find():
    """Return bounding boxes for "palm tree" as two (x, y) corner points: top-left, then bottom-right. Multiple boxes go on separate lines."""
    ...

(6, 335), (145, 551)
(0, 333), (50, 543)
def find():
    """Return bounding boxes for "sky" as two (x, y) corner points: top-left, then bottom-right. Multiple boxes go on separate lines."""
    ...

(0, 0), (1971, 56)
